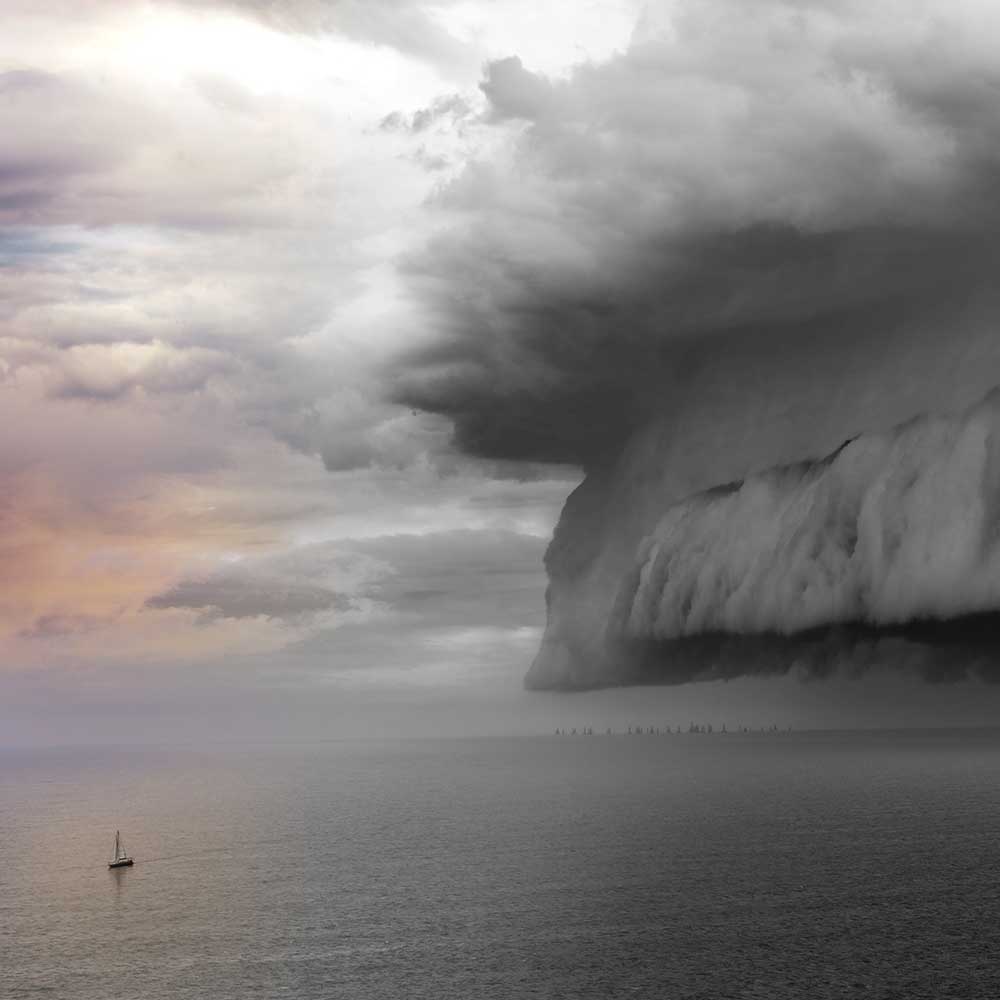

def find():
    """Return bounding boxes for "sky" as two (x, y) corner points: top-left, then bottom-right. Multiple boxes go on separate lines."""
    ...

(0, 0), (634, 743)
(5, 0), (1000, 744)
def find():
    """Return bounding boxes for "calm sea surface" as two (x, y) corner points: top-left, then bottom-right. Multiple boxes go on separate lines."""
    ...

(5, 731), (1000, 999)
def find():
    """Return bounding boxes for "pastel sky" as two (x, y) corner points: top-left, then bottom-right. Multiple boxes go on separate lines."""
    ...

(1, 0), (640, 743)
(7, 0), (1000, 744)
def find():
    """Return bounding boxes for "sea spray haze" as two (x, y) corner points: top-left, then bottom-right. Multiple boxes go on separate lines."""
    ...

(390, 0), (1000, 689)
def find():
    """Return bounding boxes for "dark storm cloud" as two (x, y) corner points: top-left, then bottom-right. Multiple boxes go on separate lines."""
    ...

(391, 0), (1000, 467)
(524, 385), (1000, 691)
(552, 621), (1000, 691)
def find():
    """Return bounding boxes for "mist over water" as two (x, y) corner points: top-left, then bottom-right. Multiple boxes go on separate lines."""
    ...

(8, 733), (1000, 999)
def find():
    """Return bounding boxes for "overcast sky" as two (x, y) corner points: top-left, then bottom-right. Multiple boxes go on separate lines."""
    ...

(6, 0), (1000, 744)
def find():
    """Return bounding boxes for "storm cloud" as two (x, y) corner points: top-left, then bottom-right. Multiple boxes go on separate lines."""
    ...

(394, 0), (1000, 466)
(549, 392), (1000, 689)
(378, 0), (1000, 689)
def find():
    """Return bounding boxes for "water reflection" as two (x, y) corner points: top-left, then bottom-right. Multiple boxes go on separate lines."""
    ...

(109, 863), (128, 901)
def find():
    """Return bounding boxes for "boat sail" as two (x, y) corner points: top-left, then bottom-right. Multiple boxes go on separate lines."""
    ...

(108, 830), (134, 868)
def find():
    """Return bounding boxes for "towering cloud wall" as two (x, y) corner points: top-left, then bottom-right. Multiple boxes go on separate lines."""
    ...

(525, 336), (1000, 689)
(622, 398), (1000, 641)
(394, 0), (1000, 688)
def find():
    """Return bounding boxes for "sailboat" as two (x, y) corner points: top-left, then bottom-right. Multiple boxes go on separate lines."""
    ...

(108, 830), (134, 868)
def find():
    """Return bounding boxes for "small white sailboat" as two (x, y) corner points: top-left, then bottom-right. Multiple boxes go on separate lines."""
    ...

(108, 830), (134, 868)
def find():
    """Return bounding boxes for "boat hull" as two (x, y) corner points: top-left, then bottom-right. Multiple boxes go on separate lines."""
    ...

(108, 858), (134, 868)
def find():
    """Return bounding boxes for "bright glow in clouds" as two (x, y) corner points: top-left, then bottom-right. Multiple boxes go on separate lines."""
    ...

(116, 8), (444, 109)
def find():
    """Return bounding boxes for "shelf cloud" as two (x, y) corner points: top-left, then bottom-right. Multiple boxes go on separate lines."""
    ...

(377, 0), (1000, 688)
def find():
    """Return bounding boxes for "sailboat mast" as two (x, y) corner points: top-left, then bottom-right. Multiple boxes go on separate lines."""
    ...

(114, 830), (120, 860)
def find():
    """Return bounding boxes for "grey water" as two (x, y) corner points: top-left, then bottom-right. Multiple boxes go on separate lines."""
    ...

(5, 730), (1000, 999)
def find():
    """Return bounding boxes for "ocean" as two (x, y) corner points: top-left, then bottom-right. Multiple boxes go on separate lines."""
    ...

(5, 730), (1000, 999)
